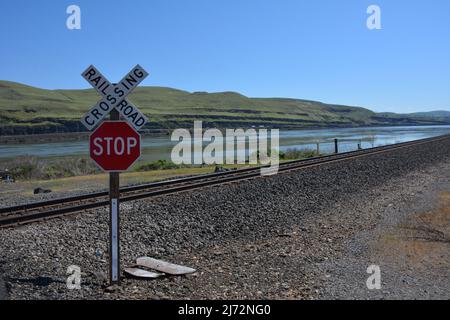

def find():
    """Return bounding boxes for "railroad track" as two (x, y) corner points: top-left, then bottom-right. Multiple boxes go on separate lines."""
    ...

(1, 134), (449, 229)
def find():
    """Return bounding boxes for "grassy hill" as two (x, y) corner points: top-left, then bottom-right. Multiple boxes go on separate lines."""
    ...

(408, 110), (450, 120)
(0, 80), (448, 135)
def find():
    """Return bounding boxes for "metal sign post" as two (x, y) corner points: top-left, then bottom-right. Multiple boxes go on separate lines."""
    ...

(80, 65), (149, 286)
(109, 108), (120, 285)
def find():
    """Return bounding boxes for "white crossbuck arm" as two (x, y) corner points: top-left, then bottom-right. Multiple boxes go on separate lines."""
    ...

(80, 65), (149, 131)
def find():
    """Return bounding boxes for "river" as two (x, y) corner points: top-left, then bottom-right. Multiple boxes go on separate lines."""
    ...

(1, 125), (450, 163)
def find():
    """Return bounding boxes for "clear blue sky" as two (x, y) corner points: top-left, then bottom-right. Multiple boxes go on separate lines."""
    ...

(0, 0), (449, 113)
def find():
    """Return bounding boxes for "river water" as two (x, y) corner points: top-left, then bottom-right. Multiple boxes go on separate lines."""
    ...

(1, 125), (450, 163)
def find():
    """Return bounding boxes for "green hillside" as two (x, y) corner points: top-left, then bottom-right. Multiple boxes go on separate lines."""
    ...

(408, 111), (450, 120)
(0, 80), (448, 135)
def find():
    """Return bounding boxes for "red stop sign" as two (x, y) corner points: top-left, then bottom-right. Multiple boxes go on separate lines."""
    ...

(90, 121), (141, 172)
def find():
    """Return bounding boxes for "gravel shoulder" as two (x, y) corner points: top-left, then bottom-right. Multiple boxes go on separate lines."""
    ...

(0, 138), (449, 300)
(319, 161), (450, 299)
(0, 275), (7, 300)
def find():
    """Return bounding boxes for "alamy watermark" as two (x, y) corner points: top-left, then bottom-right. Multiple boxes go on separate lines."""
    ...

(66, 265), (81, 290)
(367, 5), (382, 30)
(66, 5), (381, 31)
(66, 5), (81, 30)
(366, 264), (381, 290)
(171, 121), (280, 176)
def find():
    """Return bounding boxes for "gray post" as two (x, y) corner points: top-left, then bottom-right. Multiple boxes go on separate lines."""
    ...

(334, 139), (339, 154)
(109, 108), (120, 286)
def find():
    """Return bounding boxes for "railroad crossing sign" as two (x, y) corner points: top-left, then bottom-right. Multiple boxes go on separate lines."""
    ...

(80, 64), (149, 286)
(81, 64), (149, 131)
(90, 121), (141, 172)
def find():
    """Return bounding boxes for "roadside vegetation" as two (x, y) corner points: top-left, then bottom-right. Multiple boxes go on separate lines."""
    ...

(0, 156), (99, 180)
(134, 159), (191, 171)
(0, 148), (324, 182)
(279, 148), (323, 160)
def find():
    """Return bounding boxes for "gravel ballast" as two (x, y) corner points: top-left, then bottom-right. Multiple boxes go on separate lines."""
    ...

(0, 137), (449, 300)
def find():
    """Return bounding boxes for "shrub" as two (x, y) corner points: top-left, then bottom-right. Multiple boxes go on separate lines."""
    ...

(134, 159), (184, 172)
(280, 148), (320, 160)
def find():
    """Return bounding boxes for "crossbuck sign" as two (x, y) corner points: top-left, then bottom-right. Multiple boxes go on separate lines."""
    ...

(81, 65), (149, 131)
(80, 64), (149, 286)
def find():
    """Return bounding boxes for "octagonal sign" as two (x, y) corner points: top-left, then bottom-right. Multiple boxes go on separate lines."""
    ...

(90, 121), (141, 172)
